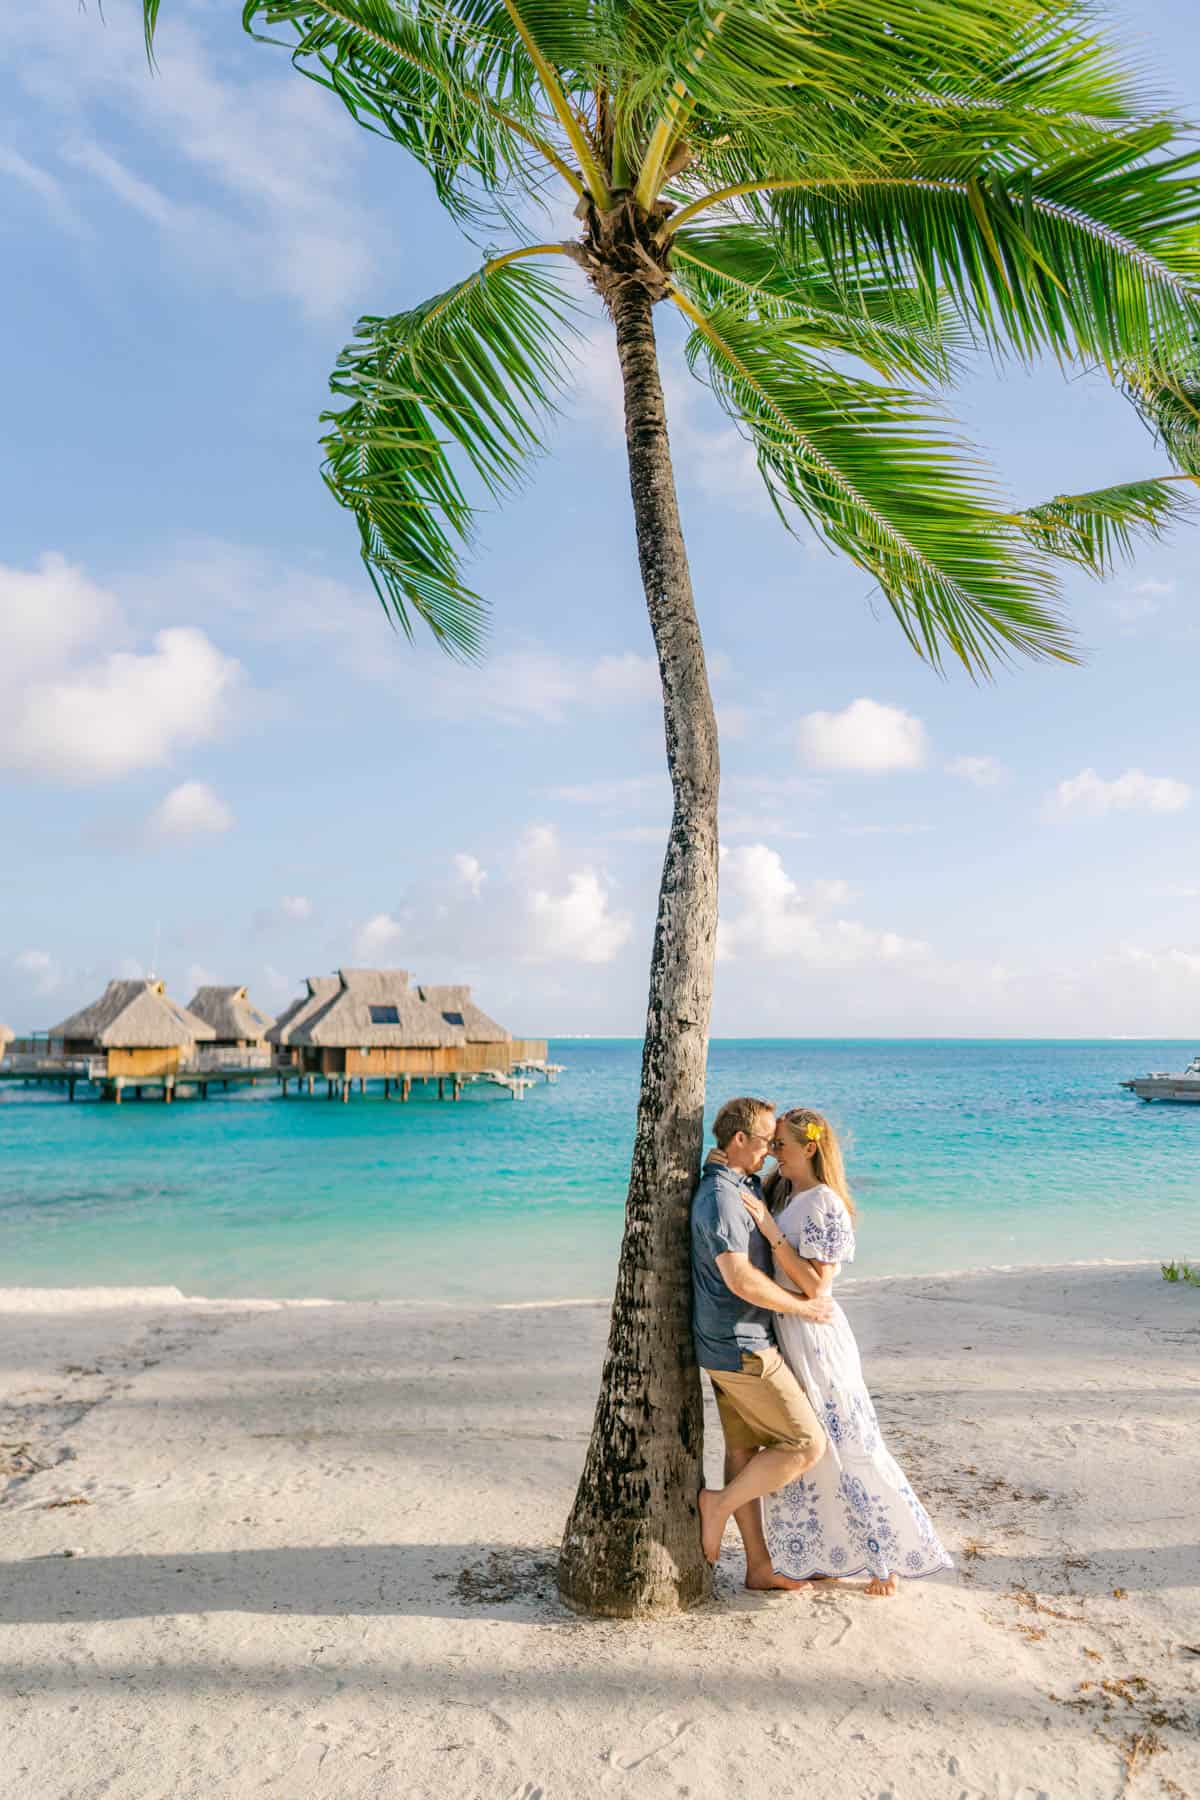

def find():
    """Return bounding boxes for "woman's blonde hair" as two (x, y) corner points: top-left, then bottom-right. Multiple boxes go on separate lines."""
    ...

(765, 1107), (856, 1220)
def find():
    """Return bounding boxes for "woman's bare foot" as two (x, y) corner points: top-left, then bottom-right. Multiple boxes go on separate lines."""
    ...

(865, 1574), (898, 1597)
(697, 1488), (725, 1564)
(744, 1567), (815, 1593)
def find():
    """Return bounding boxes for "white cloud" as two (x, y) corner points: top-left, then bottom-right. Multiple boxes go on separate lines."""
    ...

(10, 8), (375, 320)
(14, 950), (61, 995)
(0, 551), (120, 677)
(717, 844), (927, 967)
(280, 895), (313, 922)
(355, 913), (406, 960)
(0, 144), (88, 237)
(354, 835), (632, 971)
(454, 854), (487, 898)
(840, 823), (934, 838)
(4, 628), (240, 784)
(149, 781), (234, 840)
(529, 870), (632, 963)
(0, 554), (242, 784)
(796, 698), (928, 773)
(947, 755), (1007, 788)
(1048, 768), (1191, 818)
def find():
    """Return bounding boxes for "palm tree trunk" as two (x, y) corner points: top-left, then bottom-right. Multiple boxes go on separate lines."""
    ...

(557, 279), (720, 1618)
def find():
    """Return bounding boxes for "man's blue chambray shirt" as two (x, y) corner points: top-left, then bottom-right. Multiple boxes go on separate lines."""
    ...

(690, 1156), (776, 1373)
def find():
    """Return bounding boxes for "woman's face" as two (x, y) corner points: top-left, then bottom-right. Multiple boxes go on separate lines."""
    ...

(772, 1120), (817, 1183)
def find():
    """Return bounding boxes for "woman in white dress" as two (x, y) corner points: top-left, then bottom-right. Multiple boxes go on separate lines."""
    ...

(742, 1107), (952, 1597)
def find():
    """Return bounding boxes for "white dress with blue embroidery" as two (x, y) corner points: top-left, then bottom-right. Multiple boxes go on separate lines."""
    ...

(765, 1183), (953, 1584)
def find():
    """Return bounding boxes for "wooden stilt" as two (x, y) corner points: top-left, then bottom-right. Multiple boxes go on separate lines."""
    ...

(359, 1077), (365, 1096)
(341, 1079), (350, 1104)
(326, 1079), (333, 1100)
(307, 1076), (314, 1095)
(453, 1079), (462, 1101)
(282, 1079), (289, 1099)
(437, 1077), (445, 1101)
(67, 1080), (75, 1103)
(114, 1081), (123, 1106)
(402, 1077), (411, 1103)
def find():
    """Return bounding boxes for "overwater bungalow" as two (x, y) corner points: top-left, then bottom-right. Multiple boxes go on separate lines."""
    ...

(47, 979), (216, 1079)
(288, 968), (465, 1079)
(185, 985), (275, 1060)
(266, 974), (339, 1067)
(417, 985), (510, 1049)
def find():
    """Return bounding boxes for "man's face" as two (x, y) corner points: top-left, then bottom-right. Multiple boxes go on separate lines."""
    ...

(726, 1110), (776, 1175)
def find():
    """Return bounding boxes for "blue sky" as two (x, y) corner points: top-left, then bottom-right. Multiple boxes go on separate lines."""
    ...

(1, 0), (1198, 1038)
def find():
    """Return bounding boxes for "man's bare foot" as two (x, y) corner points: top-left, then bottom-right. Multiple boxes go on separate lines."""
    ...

(865, 1574), (898, 1597)
(697, 1488), (725, 1564)
(745, 1567), (815, 1593)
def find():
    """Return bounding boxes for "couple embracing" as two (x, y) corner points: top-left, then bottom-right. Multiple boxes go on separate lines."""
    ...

(691, 1096), (952, 1596)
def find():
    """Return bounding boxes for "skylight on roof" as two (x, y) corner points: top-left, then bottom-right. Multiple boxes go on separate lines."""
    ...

(369, 1005), (400, 1025)
(442, 1011), (465, 1026)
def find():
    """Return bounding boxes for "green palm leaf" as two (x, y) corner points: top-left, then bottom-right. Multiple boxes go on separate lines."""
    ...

(670, 222), (962, 383)
(632, 0), (1149, 193)
(322, 255), (579, 654)
(1124, 356), (1200, 476)
(677, 295), (1074, 672)
(753, 126), (1200, 366)
(239, 0), (574, 218)
(1019, 476), (1197, 575)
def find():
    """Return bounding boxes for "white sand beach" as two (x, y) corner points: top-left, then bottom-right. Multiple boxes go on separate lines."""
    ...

(1, 1263), (1197, 1800)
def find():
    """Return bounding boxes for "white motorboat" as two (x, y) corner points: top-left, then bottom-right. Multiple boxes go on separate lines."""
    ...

(1121, 1055), (1200, 1102)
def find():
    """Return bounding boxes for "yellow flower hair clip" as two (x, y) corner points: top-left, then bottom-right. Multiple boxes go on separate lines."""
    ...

(804, 1121), (824, 1143)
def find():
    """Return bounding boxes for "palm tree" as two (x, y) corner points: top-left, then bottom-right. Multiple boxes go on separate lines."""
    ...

(139, 0), (1199, 1617)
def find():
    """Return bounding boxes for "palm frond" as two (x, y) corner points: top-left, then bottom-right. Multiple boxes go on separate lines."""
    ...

(322, 255), (579, 654)
(1123, 355), (1200, 475)
(756, 126), (1200, 367)
(675, 294), (1074, 673)
(1019, 476), (1197, 575)
(630, 0), (1151, 195)
(670, 222), (962, 384)
(238, 1), (579, 218)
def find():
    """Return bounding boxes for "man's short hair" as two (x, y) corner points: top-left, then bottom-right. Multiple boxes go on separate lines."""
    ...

(712, 1095), (775, 1148)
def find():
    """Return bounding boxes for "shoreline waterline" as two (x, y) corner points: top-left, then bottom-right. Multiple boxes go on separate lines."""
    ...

(0, 1256), (1176, 1314)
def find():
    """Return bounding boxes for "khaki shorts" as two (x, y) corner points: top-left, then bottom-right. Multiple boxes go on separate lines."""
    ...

(706, 1348), (823, 1454)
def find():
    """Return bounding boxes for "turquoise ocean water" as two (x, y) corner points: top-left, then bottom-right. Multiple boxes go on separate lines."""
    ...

(1, 1040), (1197, 1303)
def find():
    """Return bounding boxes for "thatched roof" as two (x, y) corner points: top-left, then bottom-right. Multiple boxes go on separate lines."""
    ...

(48, 980), (216, 1049)
(294, 969), (466, 1049)
(417, 985), (510, 1044)
(185, 985), (274, 1044)
(265, 975), (339, 1046)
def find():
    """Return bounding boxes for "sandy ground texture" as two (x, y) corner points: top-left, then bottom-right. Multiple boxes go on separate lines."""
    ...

(1, 1263), (1198, 1800)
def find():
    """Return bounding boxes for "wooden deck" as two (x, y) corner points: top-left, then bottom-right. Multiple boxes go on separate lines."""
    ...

(0, 1053), (559, 1104)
